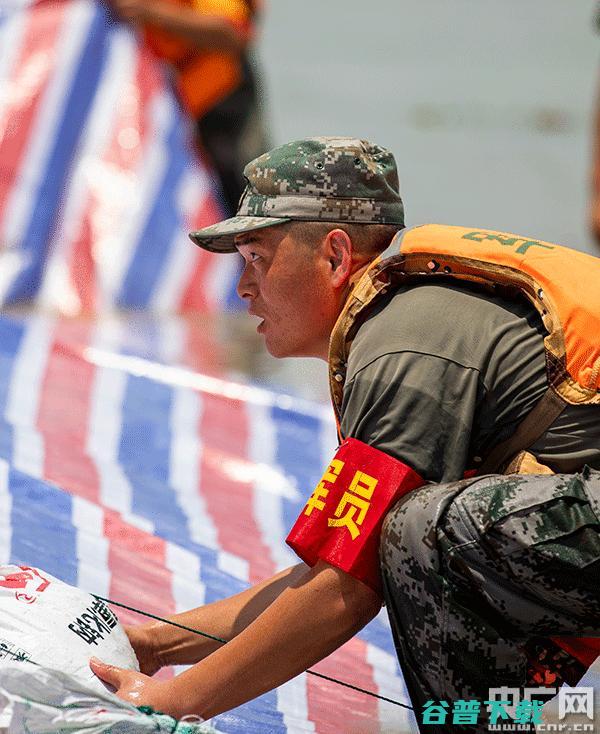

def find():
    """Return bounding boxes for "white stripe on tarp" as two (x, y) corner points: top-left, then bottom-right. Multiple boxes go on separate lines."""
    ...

(86, 319), (138, 522)
(165, 542), (205, 612)
(0, 5), (28, 129)
(0, 459), (12, 565)
(87, 365), (137, 516)
(150, 171), (210, 313)
(156, 315), (186, 366)
(168, 542), (202, 676)
(216, 549), (249, 583)
(5, 314), (53, 478)
(0, 0), (94, 258)
(319, 411), (338, 469)
(366, 642), (417, 734)
(205, 251), (242, 311)
(38, 24), (137, 313)
(71, 495), (110, 597)
(277, 675), (316, 734)
(169, 385), (219, 550)
(84, 347), (333, 421)
(0, 254), (26, 302)
(247, 401), (298, 572)
(96, 90), (175, 310)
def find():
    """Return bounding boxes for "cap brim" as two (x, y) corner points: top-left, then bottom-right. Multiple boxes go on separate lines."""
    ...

(189, 215), (291, 253)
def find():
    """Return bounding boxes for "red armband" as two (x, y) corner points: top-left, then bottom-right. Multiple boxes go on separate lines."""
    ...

(286, 438), (424, 595)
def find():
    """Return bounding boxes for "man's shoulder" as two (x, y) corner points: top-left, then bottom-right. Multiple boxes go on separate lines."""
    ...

(347, 279), (543, 381)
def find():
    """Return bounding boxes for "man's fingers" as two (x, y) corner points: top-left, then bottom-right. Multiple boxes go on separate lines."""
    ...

(90, 657), (124, 688)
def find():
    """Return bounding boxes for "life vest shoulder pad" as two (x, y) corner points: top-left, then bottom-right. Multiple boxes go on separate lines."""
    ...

(386, 224), (600, 405)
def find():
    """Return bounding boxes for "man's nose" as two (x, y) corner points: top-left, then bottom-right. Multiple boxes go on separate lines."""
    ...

(236, 262), (257, 300)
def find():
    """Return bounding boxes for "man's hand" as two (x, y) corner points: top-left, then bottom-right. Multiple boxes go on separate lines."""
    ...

(89, 658), (183, 717)
(90, 562), (380, 719)
(124, 624), (163, 677)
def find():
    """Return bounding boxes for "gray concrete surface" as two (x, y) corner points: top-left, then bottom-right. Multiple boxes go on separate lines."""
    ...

(258, 0), (599, 254)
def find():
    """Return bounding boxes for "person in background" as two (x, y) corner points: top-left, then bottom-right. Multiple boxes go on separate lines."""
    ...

(108, 0), (269, 217)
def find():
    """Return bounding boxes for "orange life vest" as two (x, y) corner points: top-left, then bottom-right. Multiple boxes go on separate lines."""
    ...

(329, 223), (600, 428)
(143, 0), (252, 118)
(328, 223), (600, 668)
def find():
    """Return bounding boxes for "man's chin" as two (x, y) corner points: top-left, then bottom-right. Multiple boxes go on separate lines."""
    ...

(261, 326), (319, 359)
(262, 332), (293, 359)
(264, 340), (288, 359)
(264, 339), (316, 360)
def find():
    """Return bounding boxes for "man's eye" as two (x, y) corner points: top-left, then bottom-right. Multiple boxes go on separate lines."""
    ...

(249, 252), (261, 262)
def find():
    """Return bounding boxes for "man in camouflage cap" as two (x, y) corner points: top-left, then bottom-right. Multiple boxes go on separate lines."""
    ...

(92, 137), (600, 733)
(189, 136), (405, 252)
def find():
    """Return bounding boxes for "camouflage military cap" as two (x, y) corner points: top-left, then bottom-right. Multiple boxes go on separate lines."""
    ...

(189, 136), (405, 253)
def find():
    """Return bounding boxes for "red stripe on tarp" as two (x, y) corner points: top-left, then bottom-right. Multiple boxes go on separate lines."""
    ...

(0, 3), (67, 228)
(70, 217), (97, 313)
(103, 507), (176, 680)
(180, 196), (224, 313)
(198, 392), (276, 584)
(180, 316), (226, 376)
(36, 319), (100, 503)
(307, 638), (380, 734)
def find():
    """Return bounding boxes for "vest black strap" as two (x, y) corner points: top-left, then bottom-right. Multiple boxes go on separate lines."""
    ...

(478, 388), (567, 474)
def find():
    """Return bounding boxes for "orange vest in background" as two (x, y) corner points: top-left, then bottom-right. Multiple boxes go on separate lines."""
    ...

(143, 0), (252, 118)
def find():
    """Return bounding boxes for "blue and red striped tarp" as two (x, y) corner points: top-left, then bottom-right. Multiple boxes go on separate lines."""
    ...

(0, 1), (418, 731)
(0, 313), (418, 733)
(0, 0), (241, 313)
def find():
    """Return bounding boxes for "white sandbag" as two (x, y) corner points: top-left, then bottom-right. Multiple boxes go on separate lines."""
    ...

(0, 564), (138, 704)
(0, 661), (214, 733)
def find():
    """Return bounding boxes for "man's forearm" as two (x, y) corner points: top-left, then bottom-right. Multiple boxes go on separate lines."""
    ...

(150, 563), (310, 667)
(167, 561), (381, 719)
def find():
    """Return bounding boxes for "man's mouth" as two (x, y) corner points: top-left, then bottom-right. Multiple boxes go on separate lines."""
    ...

(247, 307), (265, 332)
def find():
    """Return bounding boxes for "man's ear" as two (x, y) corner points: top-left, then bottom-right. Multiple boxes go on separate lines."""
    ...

(324, 229), (353, 288)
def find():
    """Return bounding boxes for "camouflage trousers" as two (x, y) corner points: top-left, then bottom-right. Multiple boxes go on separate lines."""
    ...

(380, 468), (600, 733)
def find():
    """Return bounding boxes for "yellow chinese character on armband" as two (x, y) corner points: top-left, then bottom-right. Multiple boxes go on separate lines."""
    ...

(304, 459), (345, 516)
(327, 470), (378, 539)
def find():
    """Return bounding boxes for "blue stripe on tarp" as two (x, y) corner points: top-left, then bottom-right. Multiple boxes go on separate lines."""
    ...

(357, 616), (395, 650)
(8, 468), (78, 585)
(116, 107), (189, 309)
(357, 617), (402, 677)
(119, 374), (172, 488)
(270, 406), (323, 531)
(0, 316), (26, 463)
(215, 691), (287, 734)
(116, 314), (163, 361)
(116, 373), (248, 601)
(6, 3), (111, 303)
(224, 257), (244, 311)
(198, 553), (247, 604)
